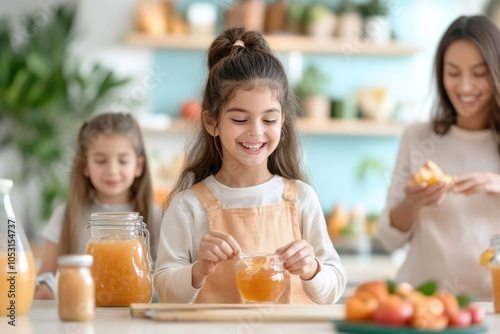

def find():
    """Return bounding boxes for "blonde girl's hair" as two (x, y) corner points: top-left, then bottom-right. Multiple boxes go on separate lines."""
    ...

(432, 15), (500, 150)
(165, 27), (307, 207)
(59, 112), (154, 255)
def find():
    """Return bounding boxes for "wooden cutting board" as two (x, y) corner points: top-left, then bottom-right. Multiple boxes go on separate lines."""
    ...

(130, 303), (344, 322)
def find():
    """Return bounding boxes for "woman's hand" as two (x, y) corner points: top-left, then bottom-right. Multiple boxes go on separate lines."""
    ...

(275, 240), (319, 281)
(192, 230), (242, 288)
(453, 172), (500, 195)
(404, 179), (454, 207)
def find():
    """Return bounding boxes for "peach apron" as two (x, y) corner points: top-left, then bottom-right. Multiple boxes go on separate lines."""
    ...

(191, 178), (313, 304)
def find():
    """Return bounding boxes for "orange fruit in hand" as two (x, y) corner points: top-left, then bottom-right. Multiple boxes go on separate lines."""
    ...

(480, 247), (494, 267)
(412, 160), (453, 186)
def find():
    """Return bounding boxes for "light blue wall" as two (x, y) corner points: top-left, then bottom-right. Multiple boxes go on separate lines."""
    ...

(150, 0), (484, 215)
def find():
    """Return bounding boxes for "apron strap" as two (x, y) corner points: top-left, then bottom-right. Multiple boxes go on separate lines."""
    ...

(283, 179), (297, 202)
(191, 182), (222, 212)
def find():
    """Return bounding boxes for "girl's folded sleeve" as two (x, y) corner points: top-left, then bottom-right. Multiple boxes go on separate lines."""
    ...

(297, 182), (347, 304)
(153, 192), (202, 303)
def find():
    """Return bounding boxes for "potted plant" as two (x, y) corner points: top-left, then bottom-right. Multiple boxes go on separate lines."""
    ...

(360, 0), (391, 44)
(0, 7), (128, 224)
(336, 0), (363, 41)
(295, 65), (330, 120)
(303, 3), (336, 39)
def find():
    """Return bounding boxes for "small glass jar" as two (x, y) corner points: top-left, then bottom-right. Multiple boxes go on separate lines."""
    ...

(236, 254), (287, 303)
(58, 255), (95, 321)
(85, 212), (153, 306)
(490, 235), (500, 313)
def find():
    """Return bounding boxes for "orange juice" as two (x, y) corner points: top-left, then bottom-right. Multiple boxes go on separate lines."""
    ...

(0, 252), (36, 316)
(491, 265), (500, 313)
(85, 238), (151, 306)
(236, 255), (286, 303)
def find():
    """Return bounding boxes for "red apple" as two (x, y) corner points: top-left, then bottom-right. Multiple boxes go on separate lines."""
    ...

(180, 100), (202, 119)
(448, 309), (472, 328)
(373, 294), (414, 326)
(466, 305), (486, 324)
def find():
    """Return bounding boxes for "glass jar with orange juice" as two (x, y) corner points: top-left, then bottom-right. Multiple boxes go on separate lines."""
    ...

(489, 234), (500, 313)
(0, 179), (36, 317)
(85, 212), (152, 306)
(236, 254), (287, 303)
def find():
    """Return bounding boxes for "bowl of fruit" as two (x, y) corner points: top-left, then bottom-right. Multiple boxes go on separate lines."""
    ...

(334, 280), (487, 333)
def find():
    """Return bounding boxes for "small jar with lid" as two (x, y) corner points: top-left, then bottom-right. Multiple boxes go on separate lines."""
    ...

(236, 254), (287, 303)
(58, 254), (95, 321)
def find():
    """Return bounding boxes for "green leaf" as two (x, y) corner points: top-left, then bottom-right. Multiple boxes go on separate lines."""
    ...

(416, 280), (438, 296)
(456, 294), (473, 308)
(386, 279), (397, 294)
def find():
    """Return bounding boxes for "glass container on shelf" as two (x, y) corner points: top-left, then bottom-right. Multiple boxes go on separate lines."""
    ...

(85, 212), (153, 306)
(0, 179), (36, 317)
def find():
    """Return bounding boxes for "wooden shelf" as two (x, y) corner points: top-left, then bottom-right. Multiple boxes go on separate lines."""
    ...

(127, 32), (418, 56)
(142, 118), (405, 137)
(297, 118), (404, 136)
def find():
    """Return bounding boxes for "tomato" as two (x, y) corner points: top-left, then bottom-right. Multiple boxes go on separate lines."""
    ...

(345, 290), (379, 321)
(466, 305), (486, 324)
(448, 309), (472, 328)
(373, 295), (414, 326)
(180, 100), (202, 119)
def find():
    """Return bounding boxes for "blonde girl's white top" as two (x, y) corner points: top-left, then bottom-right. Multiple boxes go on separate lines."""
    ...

(377, 122), (500, 300)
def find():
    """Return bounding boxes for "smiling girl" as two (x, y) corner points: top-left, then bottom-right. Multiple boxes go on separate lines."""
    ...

(34, 113), (162, 299)
(153, 27), (346, 304)
(378, 15), (500, 300)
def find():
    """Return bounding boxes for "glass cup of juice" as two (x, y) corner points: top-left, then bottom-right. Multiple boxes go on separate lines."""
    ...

(236, 254), (287, 303)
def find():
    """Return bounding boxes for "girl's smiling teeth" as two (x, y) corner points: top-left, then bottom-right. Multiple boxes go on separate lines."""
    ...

(241, 142), (265, 150)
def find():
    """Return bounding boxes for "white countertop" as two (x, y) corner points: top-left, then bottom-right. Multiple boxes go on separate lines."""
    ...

(4, 300), (499, 334)
(2, 301), (340, 334)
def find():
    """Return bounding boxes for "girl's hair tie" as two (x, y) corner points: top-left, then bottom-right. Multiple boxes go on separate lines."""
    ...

(233, 40), (245, 48)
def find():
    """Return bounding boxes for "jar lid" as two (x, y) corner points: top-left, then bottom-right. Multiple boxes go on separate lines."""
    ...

(88, 212), (144, 228)
(0, 179), (13, 194)
(58, 255), (93, 267)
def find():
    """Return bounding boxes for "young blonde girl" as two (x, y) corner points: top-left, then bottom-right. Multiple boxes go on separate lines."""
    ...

(35, 112), (162, 299)
(154, 27), (346, 304)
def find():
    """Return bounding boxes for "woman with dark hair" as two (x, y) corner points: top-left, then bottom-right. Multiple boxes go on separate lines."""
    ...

(378, 15), (500, 300)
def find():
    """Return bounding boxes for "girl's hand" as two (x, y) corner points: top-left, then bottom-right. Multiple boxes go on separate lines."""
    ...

(275, 240), (319, 281)
(192, 230), (242, 288)
(404, 179), (454, 207)
(34, 283), (54, 300)
(453, 172), (500, 196)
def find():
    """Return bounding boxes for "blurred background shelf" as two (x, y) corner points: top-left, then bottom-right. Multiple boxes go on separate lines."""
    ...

(127, 32), (418, 56)
(141, 117), (405, 137)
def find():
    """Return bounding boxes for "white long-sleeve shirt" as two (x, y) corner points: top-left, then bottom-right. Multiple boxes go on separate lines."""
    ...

(378, 122), (500, 300)
(154, 175), (346, 304)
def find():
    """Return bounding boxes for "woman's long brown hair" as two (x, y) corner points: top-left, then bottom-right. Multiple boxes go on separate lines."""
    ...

(432, 15), (500, 151)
